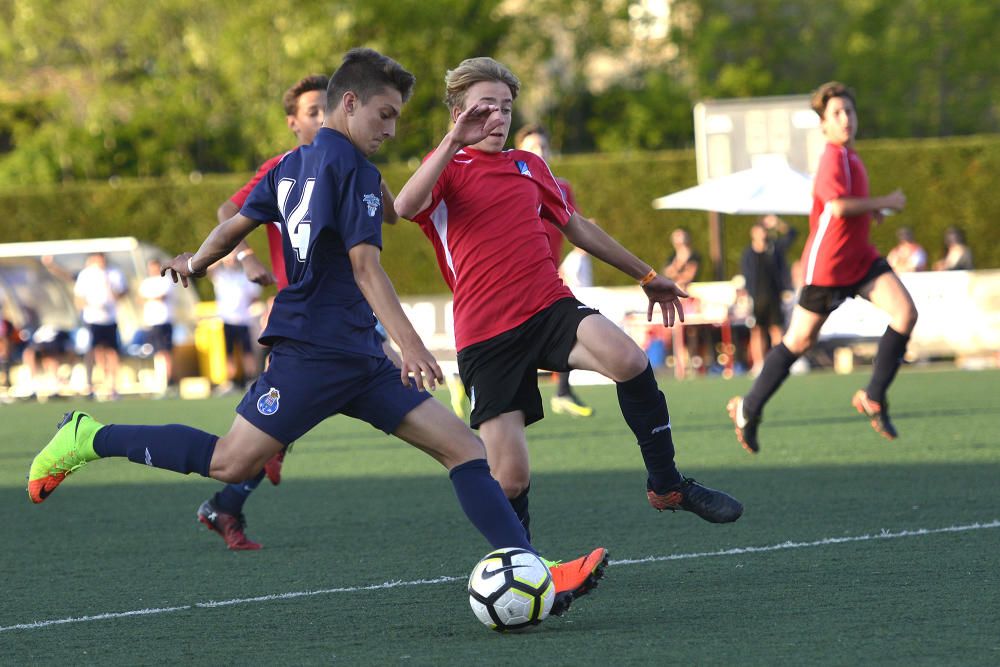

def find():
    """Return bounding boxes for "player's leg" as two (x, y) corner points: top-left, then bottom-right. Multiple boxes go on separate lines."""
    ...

(568, 313), (742, 523)
(392, 396), (605, 613)
(478, 411), (532, 539)
(550, 371), (593, 417)
(390, 396), (535, 551)
(853, 270), (918, 438)
(729, 303), (828, 453)
(26, 405), (281, 504)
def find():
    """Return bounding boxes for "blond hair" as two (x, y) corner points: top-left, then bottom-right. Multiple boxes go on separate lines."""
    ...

(444, 57), (520, 111)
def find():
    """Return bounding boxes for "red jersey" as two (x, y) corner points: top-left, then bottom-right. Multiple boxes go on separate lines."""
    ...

(230, 153), (290, 290)
(802, 143), (880, 286)
(411, 148), (575, 351)
(544, 177), (577, 265)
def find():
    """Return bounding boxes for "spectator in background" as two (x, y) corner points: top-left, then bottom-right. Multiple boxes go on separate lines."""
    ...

(663, 227), (700, 290)
(515, 123), (594, 417)
(932, 226), (973, 271)
(210, 251), (262, 394)
(138, 259), (175, 394)
(886, 226), (927, 273)
(740, 214), (797, 376)
(74, 253), (127, 399)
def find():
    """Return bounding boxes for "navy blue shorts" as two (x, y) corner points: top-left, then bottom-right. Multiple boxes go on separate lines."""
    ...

(223, 323), (252, 354)
(148, 323), (174, 352)
(235, 339), (432, 445)
(88, 323), (119, 350)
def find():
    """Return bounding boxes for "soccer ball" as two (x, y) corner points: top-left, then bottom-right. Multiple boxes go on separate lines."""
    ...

(468, 547), (555, 632)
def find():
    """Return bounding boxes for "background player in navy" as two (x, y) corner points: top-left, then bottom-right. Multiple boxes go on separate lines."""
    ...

(28, 48), (603, 613)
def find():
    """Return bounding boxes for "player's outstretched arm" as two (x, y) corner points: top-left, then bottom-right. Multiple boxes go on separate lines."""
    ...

(348, 243), (443, 391)
(161, 213), (262, 288)
(394, 104), (503, 219)
(562, 212), (687, 326)
(829, 188), (906, 221)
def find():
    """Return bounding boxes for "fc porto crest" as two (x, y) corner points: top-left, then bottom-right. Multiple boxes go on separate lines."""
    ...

(362, 192), (381, 217)
(514, 160), (532, 177)
(257, 387), (281, 415)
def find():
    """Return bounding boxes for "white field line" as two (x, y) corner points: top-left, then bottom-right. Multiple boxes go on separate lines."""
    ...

(3, 520), (998, 633)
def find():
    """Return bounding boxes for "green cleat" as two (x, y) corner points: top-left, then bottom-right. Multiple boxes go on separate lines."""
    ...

(27, 411), (104, 504)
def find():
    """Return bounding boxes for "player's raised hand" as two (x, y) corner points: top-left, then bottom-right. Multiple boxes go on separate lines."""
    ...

(398, 342), (445, 392)
(642, 275), (688, 327)
(161, 252), (204, 288)
(450, 103), (503, 147)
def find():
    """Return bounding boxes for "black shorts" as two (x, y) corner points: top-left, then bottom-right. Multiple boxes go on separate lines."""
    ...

(752, 295), (784, 329)
(88, 323), (119, 351)
(223, 323), (252, 354)
(148, 323), (174, 352)
(456, 297), (600, 429)
(798, 258), (893, 315)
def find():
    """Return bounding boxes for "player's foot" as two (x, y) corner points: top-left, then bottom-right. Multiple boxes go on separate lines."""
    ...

(196, 499), (262, 550)
(543, 547), (608, 616)
(647, 477), (744, 523)
(27, 411), (103, 503)
(550, 393), (594, 418)
(264, 450), (285, 485)
(852, 389), (898, 440)
(445, 374), (467, 420)
(727, 396), (761, 453)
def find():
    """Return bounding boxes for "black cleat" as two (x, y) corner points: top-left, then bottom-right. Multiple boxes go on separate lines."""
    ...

(727, 396), (761, 453)
(647, 477), (743, 523)
(852, 390), (898, 440)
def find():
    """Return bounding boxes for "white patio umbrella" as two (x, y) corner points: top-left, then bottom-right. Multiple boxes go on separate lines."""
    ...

(652, 163), (814, 216)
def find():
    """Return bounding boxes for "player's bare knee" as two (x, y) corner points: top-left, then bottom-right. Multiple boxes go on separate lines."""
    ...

(496, 470), (530, 499)
(616, 344), (650, 381)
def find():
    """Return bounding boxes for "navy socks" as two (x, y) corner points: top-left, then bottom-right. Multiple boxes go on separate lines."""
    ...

(450, 458), (533, 552)
(93, 424), (217, 477)
(616, 362), (682, 493)
(213, 469), (267, 515)
(743, 342), (799, 417)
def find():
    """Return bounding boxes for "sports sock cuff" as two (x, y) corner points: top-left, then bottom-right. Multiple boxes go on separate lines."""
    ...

(449, 457), (490, 479)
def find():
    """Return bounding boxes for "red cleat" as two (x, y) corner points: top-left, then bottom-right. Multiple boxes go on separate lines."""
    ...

(264, 450), (285, 486)
(197, 500), (261, 550)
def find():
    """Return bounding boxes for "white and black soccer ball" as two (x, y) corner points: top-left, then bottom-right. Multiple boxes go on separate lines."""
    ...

(468, 547), (555, 632)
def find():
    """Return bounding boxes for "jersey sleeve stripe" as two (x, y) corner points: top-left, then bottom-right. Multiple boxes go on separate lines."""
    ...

(429, 200), (457, 282)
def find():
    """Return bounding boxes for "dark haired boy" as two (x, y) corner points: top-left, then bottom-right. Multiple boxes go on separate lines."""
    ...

(28, 50), (602, 613)
(727, 81), (917, 453)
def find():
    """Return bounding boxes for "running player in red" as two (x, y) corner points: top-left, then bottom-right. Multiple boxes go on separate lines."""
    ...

(197, 74), (400, 549)
(394, 57), (743, 544)
(727, 81), (917, 453)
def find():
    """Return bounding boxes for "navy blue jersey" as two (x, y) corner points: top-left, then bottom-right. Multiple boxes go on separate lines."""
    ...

(241, 128), (384, 356)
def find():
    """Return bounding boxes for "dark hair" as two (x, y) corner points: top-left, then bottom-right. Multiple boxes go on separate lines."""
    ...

(896, 226), (915, 242)
(944, 226), (965, 244)
(282, 75), (329, 116)
(811, 81), (856, 118)
(327, 48), (415, 110)
(514, 123), (547, 148)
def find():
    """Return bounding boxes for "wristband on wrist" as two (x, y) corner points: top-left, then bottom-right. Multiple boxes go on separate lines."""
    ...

(236, 249), (254, 262)
(639, 269), (658, 287)
(187, 257), (197, 274)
